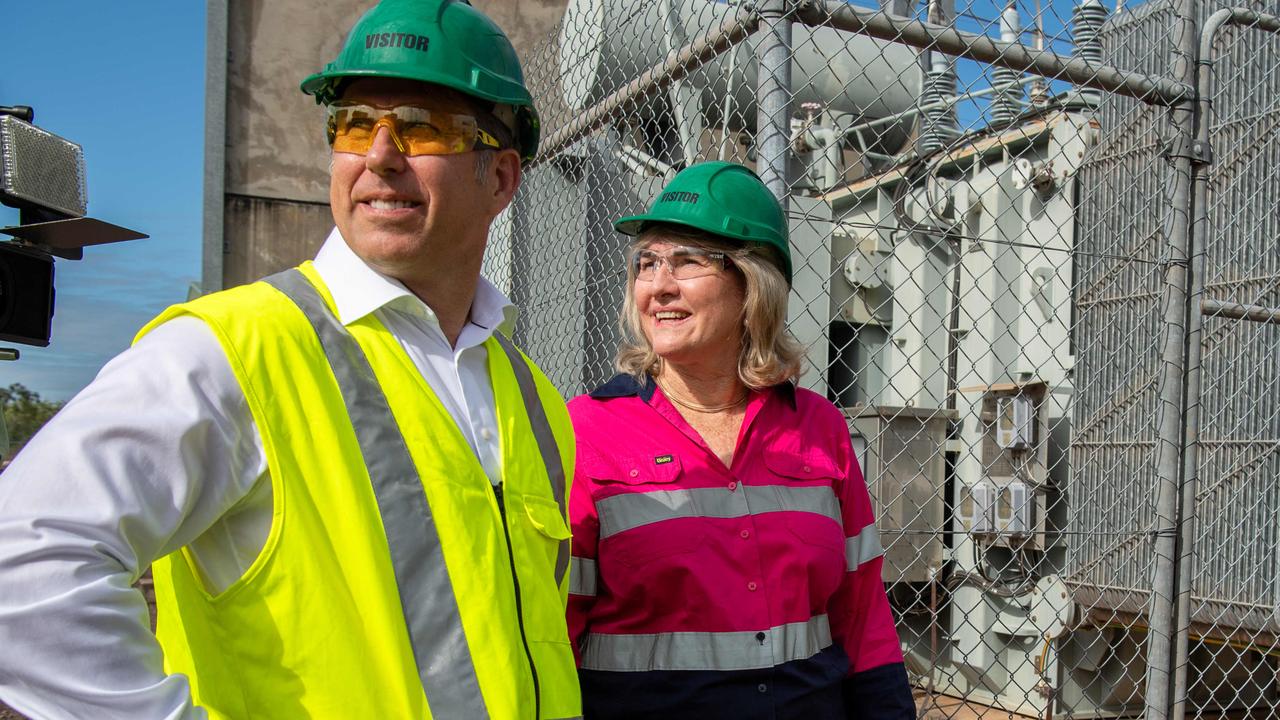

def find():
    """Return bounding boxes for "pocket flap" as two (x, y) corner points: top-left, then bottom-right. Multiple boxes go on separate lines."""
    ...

(583, 453), (683, 485)
(523, 494), (571, 540)
(763, 448), (841, 481)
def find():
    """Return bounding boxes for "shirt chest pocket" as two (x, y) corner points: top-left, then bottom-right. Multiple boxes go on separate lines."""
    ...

(763, 448), (847, 558)
(586, 454), (706, 567)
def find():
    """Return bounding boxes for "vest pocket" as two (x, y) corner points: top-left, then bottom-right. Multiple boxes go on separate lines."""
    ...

(530, 638), (581, 719)
(523, 494), (571, 541)
(517, 494), (582, 717)
(515, 492), (575, 644)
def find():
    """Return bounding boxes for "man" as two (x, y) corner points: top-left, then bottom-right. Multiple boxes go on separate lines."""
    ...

(0, 1), (580, 717)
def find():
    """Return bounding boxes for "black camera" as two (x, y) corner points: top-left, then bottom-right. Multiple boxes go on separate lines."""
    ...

(0, 105), (146, 348)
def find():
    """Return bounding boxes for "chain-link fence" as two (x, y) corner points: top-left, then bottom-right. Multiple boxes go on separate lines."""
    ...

(485, 0), (1280, 716)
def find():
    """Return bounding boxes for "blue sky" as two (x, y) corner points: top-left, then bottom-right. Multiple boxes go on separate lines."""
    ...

(0, 3), (205, 401)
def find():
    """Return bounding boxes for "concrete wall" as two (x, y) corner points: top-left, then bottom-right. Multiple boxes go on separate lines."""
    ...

(473, 0), (569, 57)
(211, 0), (568, 290)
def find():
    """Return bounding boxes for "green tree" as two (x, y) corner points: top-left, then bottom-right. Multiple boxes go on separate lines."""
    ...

(0, 383), (64, 459)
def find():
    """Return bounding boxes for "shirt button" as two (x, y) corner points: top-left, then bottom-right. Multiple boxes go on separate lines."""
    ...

(802, 465), (811, 473)
(480, 428), (493, 441)
(728, 481), (737, 490)
(740, 529), (750, 539)
(629, 469), (639, 478)
(757, 683), (768, 693)
(747, 581), (758, 591)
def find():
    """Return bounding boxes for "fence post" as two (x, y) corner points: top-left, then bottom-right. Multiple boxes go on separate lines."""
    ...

(1170, 159), (1205, 720)
(756, 0), (792, 207)
(1142, 0), (1200, 714)
(1171, 13), (1280, 718)
(1170, 17), (1213, 719)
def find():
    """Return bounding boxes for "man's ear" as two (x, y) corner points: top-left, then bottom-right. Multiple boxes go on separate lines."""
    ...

(490, 148), (522, 211)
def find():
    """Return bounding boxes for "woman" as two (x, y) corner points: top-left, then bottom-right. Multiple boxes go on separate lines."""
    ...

(565, 161), (915, 719)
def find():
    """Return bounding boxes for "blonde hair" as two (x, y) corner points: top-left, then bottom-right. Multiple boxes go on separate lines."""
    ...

(616, 224), (805, 389)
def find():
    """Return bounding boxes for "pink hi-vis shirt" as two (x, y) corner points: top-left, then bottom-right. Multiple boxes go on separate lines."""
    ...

(566, 375), (914, 720)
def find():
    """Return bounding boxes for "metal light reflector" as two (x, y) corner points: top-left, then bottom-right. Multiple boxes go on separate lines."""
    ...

(0, 114), (87, 218)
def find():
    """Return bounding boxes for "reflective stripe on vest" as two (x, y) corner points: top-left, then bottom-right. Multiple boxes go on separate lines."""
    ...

(492, 333), (570, 587)
(264, 269), (489, 717)
(266, 269), (572, 714)
(580, 615), (832, 672)
(595, 484), (840, 540)
(846, 523), (884, 572)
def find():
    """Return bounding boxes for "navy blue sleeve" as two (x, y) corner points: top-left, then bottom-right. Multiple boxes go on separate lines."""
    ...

(842, 661), (916, 720)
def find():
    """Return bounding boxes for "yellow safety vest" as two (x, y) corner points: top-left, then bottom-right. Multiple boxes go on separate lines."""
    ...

(139, 263), (581, 719)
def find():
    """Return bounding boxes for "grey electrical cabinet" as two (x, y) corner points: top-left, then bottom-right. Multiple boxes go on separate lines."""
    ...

(848, 406), (955, 583)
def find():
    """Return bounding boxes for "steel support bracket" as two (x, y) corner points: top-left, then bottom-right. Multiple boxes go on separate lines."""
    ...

(1161, 135), (1213, 166)
(752, 0), (813, 16)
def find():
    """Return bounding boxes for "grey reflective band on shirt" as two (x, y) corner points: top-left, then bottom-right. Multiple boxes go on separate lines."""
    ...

(491, 332), (570, 588)
(845, 523), (884, 572)
(580, 615), (833, 672)
(568, 557), (598, 596)
(594, 484), (841, 540)
(264, 269), (489, 718)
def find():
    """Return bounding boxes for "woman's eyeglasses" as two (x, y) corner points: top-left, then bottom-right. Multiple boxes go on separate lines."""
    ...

(632, 247), (729, 281)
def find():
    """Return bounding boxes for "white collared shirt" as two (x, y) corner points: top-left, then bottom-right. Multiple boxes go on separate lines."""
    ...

(0, 228), (517, 719)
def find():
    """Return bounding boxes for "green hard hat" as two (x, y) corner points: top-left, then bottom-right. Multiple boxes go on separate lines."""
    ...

(300, 0), (541, 163)
(615, 161), (792, 283)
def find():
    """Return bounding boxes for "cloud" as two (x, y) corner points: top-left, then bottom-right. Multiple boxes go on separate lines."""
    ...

(3, 244), (196, 402)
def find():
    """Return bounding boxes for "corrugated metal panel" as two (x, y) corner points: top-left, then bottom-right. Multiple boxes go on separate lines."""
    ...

(1067, 0), (1176, 609)
(1070, 0), (1280, 629)
(1189, 6), (1280, 634)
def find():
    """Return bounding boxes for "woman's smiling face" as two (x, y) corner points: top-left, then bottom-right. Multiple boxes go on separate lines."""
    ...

(633, 240), (746, 367)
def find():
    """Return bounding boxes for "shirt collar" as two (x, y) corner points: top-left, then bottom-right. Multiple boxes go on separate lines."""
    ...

(588, 372), (797, 409)
(311, 226), (517, 334)
(589, 373), (658, 401)
(775, 381), (798, 410)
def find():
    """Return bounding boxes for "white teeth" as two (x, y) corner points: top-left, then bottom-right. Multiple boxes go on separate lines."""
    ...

(369, 199), (416, 210)
(655, 311), (689, 320)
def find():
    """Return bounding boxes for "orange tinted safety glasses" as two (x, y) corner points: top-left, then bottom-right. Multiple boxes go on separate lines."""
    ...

(326, 102), (502, 156)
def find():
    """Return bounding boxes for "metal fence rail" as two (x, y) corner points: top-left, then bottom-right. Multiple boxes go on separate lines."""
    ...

(490, 0), (1280, 716)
